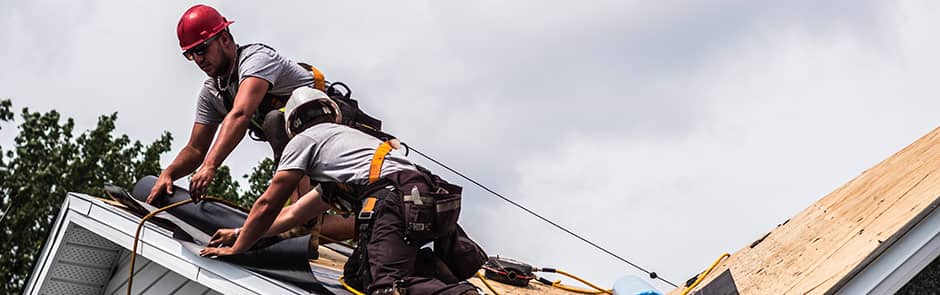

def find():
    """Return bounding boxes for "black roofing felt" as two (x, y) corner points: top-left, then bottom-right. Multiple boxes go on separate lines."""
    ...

(104, 175), (342, 294)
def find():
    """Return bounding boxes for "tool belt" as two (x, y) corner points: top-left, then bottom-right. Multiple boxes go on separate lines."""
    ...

(344, 141), (462, 243)
(378, 168), (462, 243)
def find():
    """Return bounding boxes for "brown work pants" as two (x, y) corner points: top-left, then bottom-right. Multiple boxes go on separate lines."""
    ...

(346, 187), (477, 295)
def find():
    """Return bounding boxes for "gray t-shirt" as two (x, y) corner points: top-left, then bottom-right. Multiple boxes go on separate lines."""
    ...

(194, 43), (314, 125)
(277, 123), (417, 185)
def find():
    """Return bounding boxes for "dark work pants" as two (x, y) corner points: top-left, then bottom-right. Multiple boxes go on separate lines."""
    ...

(358, 188), (476, 295)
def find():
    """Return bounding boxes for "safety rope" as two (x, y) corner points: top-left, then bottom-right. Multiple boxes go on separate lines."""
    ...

(127, 197), (242, 295)
(404, 144), (678, 288)
(681, 253), (730, 295)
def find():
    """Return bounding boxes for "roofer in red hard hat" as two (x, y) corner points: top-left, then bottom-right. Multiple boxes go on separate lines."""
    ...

(147, 5), (354, 241)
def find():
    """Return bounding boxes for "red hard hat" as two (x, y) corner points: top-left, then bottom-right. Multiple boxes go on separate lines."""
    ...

(177, 4), (234, 51)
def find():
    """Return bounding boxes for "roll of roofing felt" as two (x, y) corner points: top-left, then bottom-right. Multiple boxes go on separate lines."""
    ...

(124, 175), (332, 294)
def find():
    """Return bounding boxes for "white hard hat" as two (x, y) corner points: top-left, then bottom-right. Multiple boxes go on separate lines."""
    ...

(284, 86), (342, 138)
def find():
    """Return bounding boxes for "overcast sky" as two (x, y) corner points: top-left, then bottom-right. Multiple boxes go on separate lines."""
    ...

(2, 0), (939, 291)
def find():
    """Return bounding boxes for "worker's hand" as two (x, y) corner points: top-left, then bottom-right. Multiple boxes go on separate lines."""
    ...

(199, 246), (241, 258)
(208, 228), (238, 247)
(146, 175), (175, 204)
(189, 165), (217, 202)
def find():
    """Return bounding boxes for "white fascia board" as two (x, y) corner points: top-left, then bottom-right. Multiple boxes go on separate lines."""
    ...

(836, 203), (940, 294)
(27, 193), (310, 295)
(22, 196), (73, 294)
(77, 193), (309, 294)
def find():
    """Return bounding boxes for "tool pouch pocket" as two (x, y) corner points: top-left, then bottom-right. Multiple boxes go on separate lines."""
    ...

(401, 184), (461, 243)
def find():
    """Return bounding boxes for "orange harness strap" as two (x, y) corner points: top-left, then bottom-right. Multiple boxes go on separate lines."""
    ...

(309, 65), (326, 91)
(369, 141), (394, 184)
(359, 141), (394, 220)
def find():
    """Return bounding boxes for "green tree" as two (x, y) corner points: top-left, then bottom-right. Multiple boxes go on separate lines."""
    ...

(0, 100), (173, 293)
(205, 165), (241, 203)
(242, 157), (275, 204)
(0, 99), (274, 294)
(204, 157), (274, 209)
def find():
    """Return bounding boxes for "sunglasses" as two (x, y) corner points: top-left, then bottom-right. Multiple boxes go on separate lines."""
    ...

(183, 34), (220, 61)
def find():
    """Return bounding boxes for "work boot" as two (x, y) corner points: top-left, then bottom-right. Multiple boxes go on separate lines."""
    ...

(414, 248), (458, 283)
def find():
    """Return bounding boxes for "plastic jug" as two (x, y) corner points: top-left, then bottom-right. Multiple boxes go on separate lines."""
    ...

(612, 275), (662, 295)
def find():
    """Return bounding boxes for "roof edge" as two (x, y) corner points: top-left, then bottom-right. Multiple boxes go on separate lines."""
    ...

(834, 193), (940, 294)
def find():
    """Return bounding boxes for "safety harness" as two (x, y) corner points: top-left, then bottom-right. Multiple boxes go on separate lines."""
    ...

(336, 140), (471, 294)
(355, 140), (394, 221)
(218, 45), (389, 142)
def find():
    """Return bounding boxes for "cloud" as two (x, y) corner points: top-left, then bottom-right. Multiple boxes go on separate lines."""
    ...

(462, 1), (939, 290)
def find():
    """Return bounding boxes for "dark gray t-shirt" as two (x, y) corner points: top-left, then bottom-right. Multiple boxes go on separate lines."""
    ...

(277, 123), (417, 185)
(194, 43), (314, 125)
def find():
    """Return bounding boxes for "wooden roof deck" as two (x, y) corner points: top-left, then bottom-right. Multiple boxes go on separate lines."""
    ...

(670, 127), (940, 294)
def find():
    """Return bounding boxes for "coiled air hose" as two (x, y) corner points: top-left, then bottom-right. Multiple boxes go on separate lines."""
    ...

(126, 197), (242, 295)
(681, 253), (730, 295)
(476, 266), (613, 295)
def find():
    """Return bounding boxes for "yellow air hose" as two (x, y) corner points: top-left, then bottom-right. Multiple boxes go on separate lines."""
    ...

(538, 268), (613, 294)
(476, 266), (614, 295)
(339, 275), (366, 295)
(126, 197), (242, 295)
(681, 253), (730, 295)
(555, 269), (613, 294)
(477, 271), (501, 295)
(548, 281), (611, 294)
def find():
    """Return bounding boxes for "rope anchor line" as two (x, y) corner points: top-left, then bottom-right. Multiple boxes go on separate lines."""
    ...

(403, 144), (678, 288)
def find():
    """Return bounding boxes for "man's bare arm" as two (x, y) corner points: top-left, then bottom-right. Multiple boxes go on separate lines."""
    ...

(189, 77), (269, 198)
(263, 184), (330, 237)
(206, 170), (303, 255)
(147, 123), (217, 203)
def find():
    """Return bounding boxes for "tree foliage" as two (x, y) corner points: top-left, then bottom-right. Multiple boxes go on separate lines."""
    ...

(242, 157), (275, 204)
(0, 100), (172, 292)
(0, 99), (274, 293)
(206, 165), (241, 203)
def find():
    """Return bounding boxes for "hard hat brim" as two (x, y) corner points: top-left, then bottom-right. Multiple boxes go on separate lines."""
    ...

(180, 20), (234, 51)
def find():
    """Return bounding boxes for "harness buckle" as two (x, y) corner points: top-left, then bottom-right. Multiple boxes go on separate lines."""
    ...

(409, 223), (430, 232)
(358, 197), (378, 220)
(410, 186), (423, 205)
